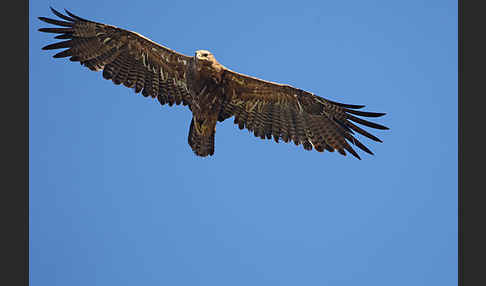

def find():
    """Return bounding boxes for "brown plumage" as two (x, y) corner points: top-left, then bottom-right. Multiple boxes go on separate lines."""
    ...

(39, 8), (389, 159)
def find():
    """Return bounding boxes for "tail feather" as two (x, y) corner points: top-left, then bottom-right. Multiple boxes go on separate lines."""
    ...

(188, 118), (215, 157)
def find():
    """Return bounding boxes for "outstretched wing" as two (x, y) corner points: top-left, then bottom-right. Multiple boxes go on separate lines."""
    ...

(39, 7), (192, 107)
(219, 70), (389, 159)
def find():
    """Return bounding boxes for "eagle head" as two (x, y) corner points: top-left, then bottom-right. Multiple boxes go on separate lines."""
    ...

(195, 50), (224, 73)
(195, 50), (214, 62)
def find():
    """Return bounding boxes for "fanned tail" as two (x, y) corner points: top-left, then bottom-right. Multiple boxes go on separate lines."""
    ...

(188, 118), (215, 157)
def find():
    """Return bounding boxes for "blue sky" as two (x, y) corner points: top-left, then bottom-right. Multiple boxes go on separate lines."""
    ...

(30, 1), (457, 285)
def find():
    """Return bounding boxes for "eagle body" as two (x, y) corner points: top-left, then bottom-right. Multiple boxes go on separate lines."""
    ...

(39, 8), (389, 159)
(186, 50), (226, 156)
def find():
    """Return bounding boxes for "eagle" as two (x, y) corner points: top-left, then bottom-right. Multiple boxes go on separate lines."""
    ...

(39, 8), (388, 159)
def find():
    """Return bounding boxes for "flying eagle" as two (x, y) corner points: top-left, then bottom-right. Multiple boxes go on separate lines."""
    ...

(39, 8), (388, 159)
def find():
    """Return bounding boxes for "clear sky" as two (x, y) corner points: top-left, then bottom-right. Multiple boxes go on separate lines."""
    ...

(30, 1), (457, 285)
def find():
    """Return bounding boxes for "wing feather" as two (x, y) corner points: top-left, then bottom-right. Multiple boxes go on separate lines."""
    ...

(270, 104), (282, 143)
(39, 7), (192, 107)
(221, 69), (389, 159)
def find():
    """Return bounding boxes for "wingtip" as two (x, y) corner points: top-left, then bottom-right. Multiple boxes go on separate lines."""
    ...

(64, 8), (87, 21)
(371, 112), (387, 117)
(368, 134), (383, 143)
(326, 99), (366, 109)
(49, 6), (67, 19)
(344, 109), (387, 118)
